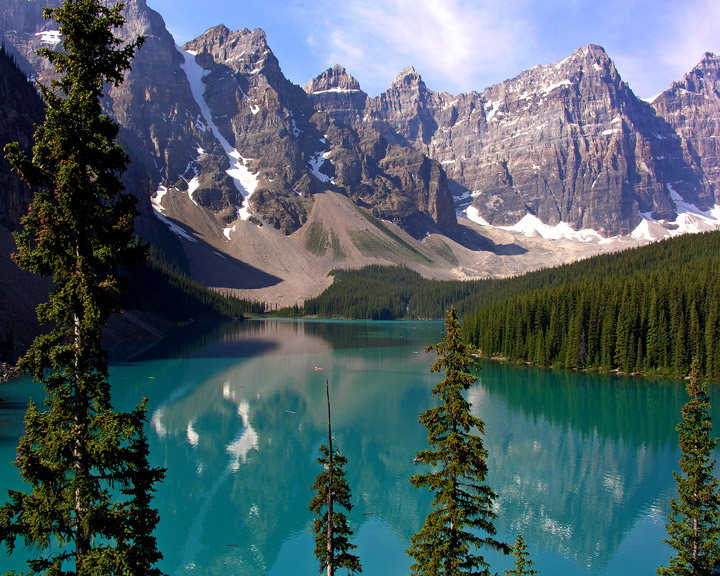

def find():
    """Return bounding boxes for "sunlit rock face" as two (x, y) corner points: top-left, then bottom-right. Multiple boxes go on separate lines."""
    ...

(2, 0), (719, 253)
(182, 26), (458, 238)
(0, 1), (455, 241)
(651, 52), (720, 208)
(356, 46), (716, 237)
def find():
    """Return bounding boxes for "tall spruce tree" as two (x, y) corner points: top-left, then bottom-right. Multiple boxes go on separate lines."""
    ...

(658, 361), (720, 576)
(309, 381), (361, 576)
(0, 1), (164, 574)
(408, 307), (509, 576)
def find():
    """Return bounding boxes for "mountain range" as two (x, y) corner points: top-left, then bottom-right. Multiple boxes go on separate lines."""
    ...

(1, 0), (720, 325)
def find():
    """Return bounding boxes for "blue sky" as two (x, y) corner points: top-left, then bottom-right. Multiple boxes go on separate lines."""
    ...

(145, 0), (720, 99)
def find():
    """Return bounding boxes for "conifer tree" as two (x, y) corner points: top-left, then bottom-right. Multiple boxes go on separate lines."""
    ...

(309, 381), (361, 576)
(0, 1), (164, 574)
(658, 361), (720, 576)
(504, 534), (538, 576)
(408, 307), (509, 576)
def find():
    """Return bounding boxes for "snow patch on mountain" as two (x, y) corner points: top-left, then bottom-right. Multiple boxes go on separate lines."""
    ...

(464, 205), (608, 243)
(151, 184), (199, 242)
(151, 185), (168, 213)
(308, 151), (334, 183)
(632, 184), (720, 240)
(500, 214), (605, 242)
(34, 30), (61, 45)
(310, 87), (363, 95)
(223, 225), (236, 240)
(464, 206), (490, 226)
(187, 177), (199, 205)
(179, 48), (259, 221)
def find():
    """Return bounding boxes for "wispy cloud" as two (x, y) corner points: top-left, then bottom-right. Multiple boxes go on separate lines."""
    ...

(660, 0), (720, 73)
(611, 0), (720, 98)
(304, 0), (534, 95)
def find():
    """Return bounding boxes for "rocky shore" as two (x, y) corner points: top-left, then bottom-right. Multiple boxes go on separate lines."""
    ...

(0, 361), (19, 383)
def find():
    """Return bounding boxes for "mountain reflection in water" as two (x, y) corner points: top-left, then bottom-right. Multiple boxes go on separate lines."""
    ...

(0, 319), (710, 576)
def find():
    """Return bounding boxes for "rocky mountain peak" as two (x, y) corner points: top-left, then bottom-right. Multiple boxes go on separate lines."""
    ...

(390, 66), (425, 91)
(697, 51), (720, 69)
(495, 43), (620, 101)
(573, 44), (620, 81)
(305, 64), (369, 128)
(183, 25), (279, 77)
(305, 64), (363, 94)
(651, 51), (720, 207)
(676, 51), (720, 93)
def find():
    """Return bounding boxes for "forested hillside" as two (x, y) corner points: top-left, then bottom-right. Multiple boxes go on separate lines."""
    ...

(302, 232), (720, 380)
(462, 231), (720, 380)
(303, 263), (583, 320)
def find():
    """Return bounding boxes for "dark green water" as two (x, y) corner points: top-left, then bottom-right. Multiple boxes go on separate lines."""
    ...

(0, 319), (714, 575)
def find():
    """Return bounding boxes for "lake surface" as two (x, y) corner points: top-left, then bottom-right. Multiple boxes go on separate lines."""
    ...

(0, 319), (714, 576)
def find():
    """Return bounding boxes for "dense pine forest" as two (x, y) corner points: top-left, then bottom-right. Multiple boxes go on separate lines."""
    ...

(302, 263), (576, 320)
(301, 231), (720, 380)
(462, 231), (720, 380)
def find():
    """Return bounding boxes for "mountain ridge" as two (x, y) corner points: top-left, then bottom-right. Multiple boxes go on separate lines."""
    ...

(1, 0), (719, 311)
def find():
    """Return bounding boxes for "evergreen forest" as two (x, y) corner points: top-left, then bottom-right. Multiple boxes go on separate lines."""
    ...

(303, 231), (720, 380)
(462, 231), (720, 380)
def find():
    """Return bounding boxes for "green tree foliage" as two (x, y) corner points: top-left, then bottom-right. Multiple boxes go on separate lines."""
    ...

(304, 265), (422, 319)
(309, 381), (361, 576)
(408, 308), (509, 575)
(0, 1), (164, 574)
(505, 534), (538, 576)
(302, 233), (720, 376)
(658, 362), (720, 576)
(462, 231), (720, 380)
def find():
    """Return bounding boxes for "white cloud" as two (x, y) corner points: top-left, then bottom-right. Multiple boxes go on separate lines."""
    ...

(306, 0), (534, 95)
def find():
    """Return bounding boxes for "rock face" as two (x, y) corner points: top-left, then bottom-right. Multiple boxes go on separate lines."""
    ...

(651, 52), (720, 207)
(0, 46), (43, 230)
(305, 65), (456, 237)
(315, 45), (709, 237)
(181, 24), (317, 232)
(177, 24), (456, 237)
(305, 64), (369, 127)
(0, 1), (456, 243)
(2, 0), (720, 297)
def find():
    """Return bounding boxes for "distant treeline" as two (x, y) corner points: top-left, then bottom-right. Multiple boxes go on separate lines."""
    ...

(462, 231), (720, 380)
(299, 231), (720, 380)
(302, 264), (573, 320)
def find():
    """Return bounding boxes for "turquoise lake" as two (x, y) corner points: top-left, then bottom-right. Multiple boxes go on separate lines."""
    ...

(0, 319), (715, 575)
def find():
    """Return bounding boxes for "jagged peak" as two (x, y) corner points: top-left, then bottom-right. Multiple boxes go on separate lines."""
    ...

(659, 51), (720, 99)
(579, 44), (609, 58)
(183, 25), (277, 74)
(305, 64), (364, 94)
(692, 51), (720, 72)
(554, 44), (613, 72)
(388, 66), (426, 92)
(201, 23), (231, 38)
(186, 25), (269, 51)
(480, 43), (622, 103)
(394, 65), (420, 81)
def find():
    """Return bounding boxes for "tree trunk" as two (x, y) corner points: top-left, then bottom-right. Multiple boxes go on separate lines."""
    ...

(326, 380), (334, 576)
(73, 308), (90, 565)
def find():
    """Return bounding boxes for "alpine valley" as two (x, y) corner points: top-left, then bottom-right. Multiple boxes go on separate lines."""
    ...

(2, 0), (720, 353)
